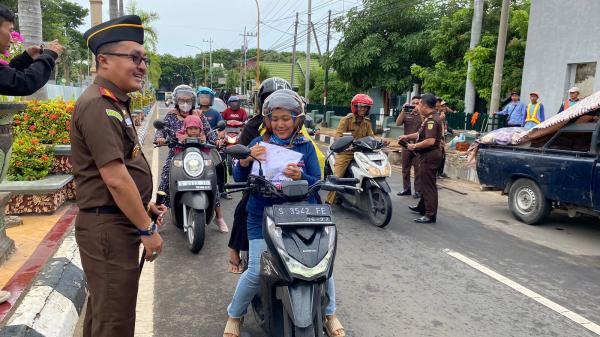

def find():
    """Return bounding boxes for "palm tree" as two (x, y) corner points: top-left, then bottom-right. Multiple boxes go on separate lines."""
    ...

(109, 0), (118, 19)
(18, 0), (46, 99)
(126, 1), (161, 89)
(17, 0), (42, 47)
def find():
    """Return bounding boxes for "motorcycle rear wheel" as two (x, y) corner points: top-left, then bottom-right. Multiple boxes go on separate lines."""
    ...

(368, 187), (392, 228)
(186, 208), (206, 253)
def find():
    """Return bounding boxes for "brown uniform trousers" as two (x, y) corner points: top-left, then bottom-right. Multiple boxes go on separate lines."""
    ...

(325, 152), (355, 204)
(402, 149), (419, 192)
(415, 148), (443, 218)
(325, 114), (375, 204)
(76, 212), (141, 337)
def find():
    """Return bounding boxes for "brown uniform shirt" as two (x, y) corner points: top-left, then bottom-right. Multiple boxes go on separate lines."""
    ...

(71, 76), (152, 209)
(335, 113), (375, 139)
(416, 113), (443, 152)
(402, 111), (423, 135)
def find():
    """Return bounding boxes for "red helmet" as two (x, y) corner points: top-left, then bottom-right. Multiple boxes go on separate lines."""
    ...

(351, 94), (374, 115)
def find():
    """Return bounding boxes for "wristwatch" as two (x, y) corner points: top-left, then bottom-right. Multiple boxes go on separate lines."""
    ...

(138, 221), (157, 236)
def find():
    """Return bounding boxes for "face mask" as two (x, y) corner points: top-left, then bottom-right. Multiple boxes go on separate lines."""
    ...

(179, 103), (192, 113)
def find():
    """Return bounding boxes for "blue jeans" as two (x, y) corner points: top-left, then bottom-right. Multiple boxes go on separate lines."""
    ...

(227, 239), (337, 318)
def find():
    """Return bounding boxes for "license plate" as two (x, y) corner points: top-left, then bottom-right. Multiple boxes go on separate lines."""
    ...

(272, 205), (334, 225)
(177, 180), (212, 191)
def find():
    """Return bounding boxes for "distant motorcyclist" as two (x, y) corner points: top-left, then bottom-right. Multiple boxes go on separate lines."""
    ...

(325, 93), (389, 205)
(222, 95), (248, 122)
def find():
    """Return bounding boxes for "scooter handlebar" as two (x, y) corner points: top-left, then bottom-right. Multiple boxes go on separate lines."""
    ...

(225, 182), (249, 190)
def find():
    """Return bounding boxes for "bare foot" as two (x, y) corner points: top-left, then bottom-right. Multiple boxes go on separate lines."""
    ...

(228, 248), (241, 273)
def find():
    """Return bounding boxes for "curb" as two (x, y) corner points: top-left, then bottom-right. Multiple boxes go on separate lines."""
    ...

(0, 214), (85, 337)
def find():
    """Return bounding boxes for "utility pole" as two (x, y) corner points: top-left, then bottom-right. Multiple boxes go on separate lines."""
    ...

(203, 38), (214, 88)
(291, 12), (299, 88)
(464, 0), (484, 117)
(240, 28), (256, 96)
(305, 0), (312, 102)
(311, 21), (322, 57)
(489, 0), (511, 115)
(323, 10), (332, 111)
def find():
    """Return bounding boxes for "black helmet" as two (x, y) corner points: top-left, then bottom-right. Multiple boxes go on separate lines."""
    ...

(257, 77), (292, 113)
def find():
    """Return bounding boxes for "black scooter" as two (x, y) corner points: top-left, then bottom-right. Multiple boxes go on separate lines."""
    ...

(153, 119), (226, 253)
(225, 136), (357, 337)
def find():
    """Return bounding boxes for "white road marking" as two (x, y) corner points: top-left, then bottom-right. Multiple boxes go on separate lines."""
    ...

(445, 249), (600, 335)
(134, 105), (161, 337)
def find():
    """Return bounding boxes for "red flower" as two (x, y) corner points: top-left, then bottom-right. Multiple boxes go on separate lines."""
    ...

(31, 138), (39, 145)
(17, 140), (24, 145)
(41, 154), (49, 161)
(14, 119), (21, 125)
(49, 130), (56, 136)
(23, 114), (29, 121)
(29, 125), (36, 131)
(15, 161), (22, 167)
(49, 113), (58, 120)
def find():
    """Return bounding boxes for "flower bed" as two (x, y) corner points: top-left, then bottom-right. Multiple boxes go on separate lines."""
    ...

(7, 99), (74, 181)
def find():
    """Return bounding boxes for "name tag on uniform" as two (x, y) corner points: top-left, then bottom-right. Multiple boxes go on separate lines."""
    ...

(125, 117), (133, 126)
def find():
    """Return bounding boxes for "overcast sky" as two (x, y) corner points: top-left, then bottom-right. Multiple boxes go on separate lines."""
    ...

(70, 0), (362, 56)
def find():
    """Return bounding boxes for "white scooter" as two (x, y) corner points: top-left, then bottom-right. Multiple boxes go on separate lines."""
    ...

(325, 134), (393, 227)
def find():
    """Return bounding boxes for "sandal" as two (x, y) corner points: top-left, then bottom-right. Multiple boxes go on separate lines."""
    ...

(223, 317), (243, 337)
(325, 317), (346, 337)
(228, 260), (243, 274)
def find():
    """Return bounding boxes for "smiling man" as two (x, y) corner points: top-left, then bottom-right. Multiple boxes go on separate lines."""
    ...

(71, 15), (165, 337)
(0, 4), (63, 96)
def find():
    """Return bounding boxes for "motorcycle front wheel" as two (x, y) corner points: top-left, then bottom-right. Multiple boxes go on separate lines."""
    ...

(368, 187), (392, 228)
(186, 208), (206, 253)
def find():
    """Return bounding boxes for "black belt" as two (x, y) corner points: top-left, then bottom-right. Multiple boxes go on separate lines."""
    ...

(80, 206), (123, 214)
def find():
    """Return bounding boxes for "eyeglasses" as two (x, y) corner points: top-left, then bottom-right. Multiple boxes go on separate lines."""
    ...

(102, 52), (151, 66)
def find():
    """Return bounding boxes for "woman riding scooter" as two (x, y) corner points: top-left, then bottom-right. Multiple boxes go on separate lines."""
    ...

(223, 89), (345, 337)
(154, 86), (229, 232)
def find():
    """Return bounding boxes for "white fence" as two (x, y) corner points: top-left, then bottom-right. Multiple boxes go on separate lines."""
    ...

(46, 84), (87, 100)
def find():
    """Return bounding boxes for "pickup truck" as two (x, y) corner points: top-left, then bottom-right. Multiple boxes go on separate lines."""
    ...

(476, 121), (600, 224)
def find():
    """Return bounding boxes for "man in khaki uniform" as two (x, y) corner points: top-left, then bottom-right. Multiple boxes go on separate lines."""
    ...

(399, 94), (443, 223)
(325, 94), (376, 205)
(71, 16), (165, 337)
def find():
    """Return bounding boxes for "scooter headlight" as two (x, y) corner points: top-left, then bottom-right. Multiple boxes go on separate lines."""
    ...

(227, 136), (237, 144)
(183, 151), (205, 177)
(266, 217), (334, 279)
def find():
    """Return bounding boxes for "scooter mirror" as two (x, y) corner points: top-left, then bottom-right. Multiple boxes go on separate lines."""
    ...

(224, 144), (251, 159)
(153, 120), (165, 130)
(330, 136), (354, 153)
(216, 120), (227, 131)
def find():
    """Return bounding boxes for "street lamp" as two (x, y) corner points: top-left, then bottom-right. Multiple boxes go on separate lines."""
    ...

(254, 0), (260, 90)
(185, 44), (207, 87)
(182, 63), (195, 86)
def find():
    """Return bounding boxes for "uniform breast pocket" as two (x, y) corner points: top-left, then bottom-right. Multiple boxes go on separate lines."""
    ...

(123, 126), (138, 157)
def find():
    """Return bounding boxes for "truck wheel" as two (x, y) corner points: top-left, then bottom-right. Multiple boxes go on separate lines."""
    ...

(508, 178), (551, 225)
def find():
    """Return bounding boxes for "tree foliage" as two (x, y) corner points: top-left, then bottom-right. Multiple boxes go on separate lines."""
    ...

(411, 0), (530, 109)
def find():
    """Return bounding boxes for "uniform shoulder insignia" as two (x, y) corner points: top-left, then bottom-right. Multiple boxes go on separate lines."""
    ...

(99, 86), (118, 102)
(105, 109), (123, 122)
(427, 120), (435, 130)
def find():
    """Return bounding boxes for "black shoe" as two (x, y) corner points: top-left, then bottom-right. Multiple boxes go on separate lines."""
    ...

(412, 192), (422, 199)
(414, 216), (436, 223)
(408, 205), (425, 215)
(220, 192), (233, 200)
(397, 189), (411, 196)
(438, 173), (448, 179)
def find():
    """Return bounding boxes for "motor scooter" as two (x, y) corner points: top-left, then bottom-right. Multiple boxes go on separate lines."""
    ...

(225, 136), (357, 337)
(325, 135), (393, 227)
(153, 120), (226, 253)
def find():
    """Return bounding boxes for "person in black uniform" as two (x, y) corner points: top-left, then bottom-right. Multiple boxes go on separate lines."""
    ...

(227, 77), (292, 273)
(398, 94), (443, 223)
(0, 4), (64, 96)
(0, 4), (64, 305)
